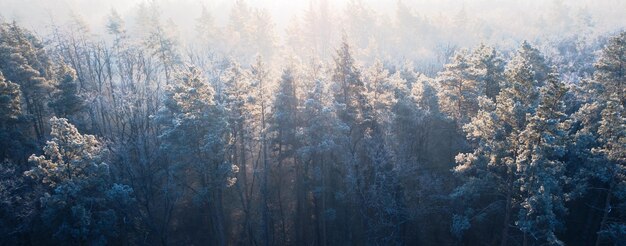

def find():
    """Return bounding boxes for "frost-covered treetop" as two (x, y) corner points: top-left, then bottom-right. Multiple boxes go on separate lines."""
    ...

(25, 117), (108, 187)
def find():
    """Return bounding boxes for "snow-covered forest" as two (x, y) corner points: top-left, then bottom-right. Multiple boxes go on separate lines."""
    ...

(0, 0), (624, 245)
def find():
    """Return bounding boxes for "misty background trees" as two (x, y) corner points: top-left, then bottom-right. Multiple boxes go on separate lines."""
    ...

(0, 0), (625, 245)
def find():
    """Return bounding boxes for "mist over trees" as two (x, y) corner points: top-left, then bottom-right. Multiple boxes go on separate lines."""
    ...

(0, 0), (624, 245)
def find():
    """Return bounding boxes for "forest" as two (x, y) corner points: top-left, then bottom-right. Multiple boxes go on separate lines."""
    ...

(0, 0), (624, 245)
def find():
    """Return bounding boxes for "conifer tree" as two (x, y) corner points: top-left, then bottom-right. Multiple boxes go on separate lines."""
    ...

(0, 71), (25, 160)
(0, 23), (55, 140)
(470, 44), (505, 100)
(0, 71), (20, 123)
(568, 32), (626, 245)
(26, 117), (136, 245)
(515, 70), (569, 245)
(453, 43), (552, 244)
(437, 49), (481, 125)
(511, 41), (550, 86)
(49, 65), (84, 119)
(298, 74), (347, 246)
(592, 31), (625, 106)
(156, 66), (234, 246)
(592, 96), (626, 245)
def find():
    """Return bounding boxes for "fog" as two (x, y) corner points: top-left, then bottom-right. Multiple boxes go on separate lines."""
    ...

(2, 0), (624, 35)
(1, 0), (626, 245)
(2, 0), (624, 68)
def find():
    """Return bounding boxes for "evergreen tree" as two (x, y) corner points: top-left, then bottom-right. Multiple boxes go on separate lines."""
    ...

(156, 66), (234, 245)
(269, 67), (302, 244)
(502, 43), (543, 116)
(515, 70), (569, 245)
(588, 32), (626, 245)
(220, 61), (257, 244)
(570, 31), (626, 245)
(412, 74), (441, 115)
(364, 60), (394, 126)
(592, 96), (626, 245)
(0, 22), (55, 140)
(437, 49), (481, 125)
(0, 71), (20, 123)
(332, 37), (372, 129)
(0, 72), (23, 160)
(592, 31), (625, 106)
(298, 74), (347, 246)
(454, 44), (561, 245)
(470, 44), (505, 100)
(49, 65), (84, 119)
(25, 117), (136, 245)
(511, 41), (550, 86)
(331, 38), (403, 245)
(270, 67), (299, 167)
(330, 38), (370, 244)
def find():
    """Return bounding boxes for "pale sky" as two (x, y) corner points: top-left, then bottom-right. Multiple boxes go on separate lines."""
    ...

(0, 0), (624, 46)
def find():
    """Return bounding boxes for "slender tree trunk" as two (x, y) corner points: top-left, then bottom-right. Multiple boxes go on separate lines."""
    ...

(276, 167), (287, 245)
(261, 101), (272, 246)
(595, 181), (614, 246)
(209, 188), (226, 246)
(295, 156), (306, 245)
(501, 180), (513, 246)
(320, 156), (327, 246)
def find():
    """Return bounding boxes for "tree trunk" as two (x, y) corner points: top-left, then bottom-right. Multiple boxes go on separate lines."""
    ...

(501, 182), (513, 246)
(595, 181), (614, 246)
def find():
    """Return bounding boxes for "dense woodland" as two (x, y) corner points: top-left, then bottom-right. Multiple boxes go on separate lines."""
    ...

(0, 0), (624, 245)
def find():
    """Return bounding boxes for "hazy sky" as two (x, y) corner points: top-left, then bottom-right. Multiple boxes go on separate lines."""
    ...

(1, 0), (625, 48)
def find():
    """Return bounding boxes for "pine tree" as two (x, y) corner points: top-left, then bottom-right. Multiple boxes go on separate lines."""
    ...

(589, 32), (626, 245)
(156, 66), (234, 246)
(220, 61), (257, 244)
(250, 56), (274, 246)
(331, 38), (403, 245)
(453, 95), (512, 243)
(511, 41), (550, 86)
(330, 38), (371, 244)
(389, 71), (422, 167)
(0, 71), (25, 160)
(332, 37), (372, 129)
(298, 74), (347, 246)
(515, 70), (569, 245)
(470, 44), (505, 100)
(0, 71), (20, 123)
(271, 68), (298, 163)
(454, 45), (561, 244)
(592, 31), (625, 106)
(363, 60), (394, 126)
(269, 66), (302, 244)
(502, 42), (544, 119)
(0, 22), (55, 140)
(25, 117), (136, 245)
(593, 96), (626, 245)
(567, 32), (626, 245)
(412, 74), (440, 115)
(437, 49), (481, 125)
(49, 65), (84, 119)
